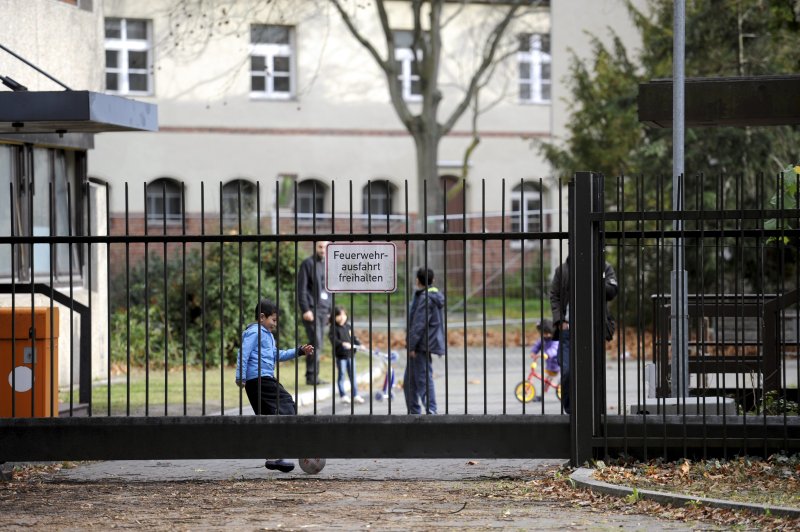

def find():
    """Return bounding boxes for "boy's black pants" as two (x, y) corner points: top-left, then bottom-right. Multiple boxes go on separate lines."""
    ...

(245, 376), (296, 415)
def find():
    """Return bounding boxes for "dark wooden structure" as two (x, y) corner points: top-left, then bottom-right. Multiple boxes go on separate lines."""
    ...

(638, 75), (800, 128)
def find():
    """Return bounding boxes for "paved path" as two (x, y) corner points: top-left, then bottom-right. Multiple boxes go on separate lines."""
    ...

(37, 458), (701, 530)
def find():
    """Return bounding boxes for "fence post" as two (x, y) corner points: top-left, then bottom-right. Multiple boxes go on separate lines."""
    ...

(570, 171), (603, 466)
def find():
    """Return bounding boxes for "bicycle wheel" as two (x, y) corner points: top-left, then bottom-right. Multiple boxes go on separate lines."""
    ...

(514, 381), (536, 403)
(556, 384), (562, 400)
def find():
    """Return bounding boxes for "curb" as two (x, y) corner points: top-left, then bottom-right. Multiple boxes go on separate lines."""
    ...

(570, 467), (800, 519)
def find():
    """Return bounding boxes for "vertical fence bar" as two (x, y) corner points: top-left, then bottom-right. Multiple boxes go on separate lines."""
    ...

(405, 180), (410, 415)
(571, 172), (599, 465)
(106, 182), (111, 417)
(9, 181), (15, 418)
(27, 146), (34, 419)
(618, 174), (628, 451)
(538, 178), (545, 414)
(144, 182), (150, 416)
(735, 172), (746, 455)
(293, 180), (299, 412)
(386, 179), (393, 415)
(125, 183), (131, 416)
(423, 180), (430, 415)
(698, 172), (708, 458)
(500, 181), (506, 414)
(717, 171), (728, 457)
(162, 182), (169, 416)
(67, 182), (75, 416)
(462, 180), (467, 415)
(635, 174), (646, 459)
(237, 181), (244, 416)
(218, 182), (224, 415)
(520, 178), (526, 416)
(201, 183), (207, 416)
(48, 180), (55, 418)
(442, 179), (449, 415)
(181, 183), (187, 416)
(481, 179), (487, 414)
(84, 174), (92, 417)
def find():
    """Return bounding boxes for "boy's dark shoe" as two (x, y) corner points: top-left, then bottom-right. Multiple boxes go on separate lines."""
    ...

(306, 378), (329, 385)
(265, 459), (294, 473)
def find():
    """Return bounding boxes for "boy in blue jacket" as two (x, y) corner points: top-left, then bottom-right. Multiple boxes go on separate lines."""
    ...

(404, 267), (445, 415)
(236, 298), (314, 473)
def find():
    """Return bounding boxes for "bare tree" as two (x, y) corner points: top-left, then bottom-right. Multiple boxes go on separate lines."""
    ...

(329, 0), (539, 227)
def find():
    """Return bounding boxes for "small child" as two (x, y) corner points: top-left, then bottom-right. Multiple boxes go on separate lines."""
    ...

(236, 298), (314, 473)
(329, 306), (365, 404)
(532, 318), (560, 376)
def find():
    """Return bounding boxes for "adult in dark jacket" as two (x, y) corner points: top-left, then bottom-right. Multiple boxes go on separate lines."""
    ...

(549, 257), (618, 414)
(404, 267), (445, 415)
(297, 241), (331, 385)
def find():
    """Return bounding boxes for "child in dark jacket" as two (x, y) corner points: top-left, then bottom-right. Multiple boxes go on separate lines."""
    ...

(404, 267), (445, 415)
(329, 306), (365, 404)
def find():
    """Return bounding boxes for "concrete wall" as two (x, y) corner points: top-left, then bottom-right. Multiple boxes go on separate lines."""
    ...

(1, 0), (104, 91)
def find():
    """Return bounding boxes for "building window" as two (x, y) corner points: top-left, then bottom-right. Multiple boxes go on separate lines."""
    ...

(0, 144), (85, 282)
(296, 180), (326, 215)
(222, 179), (258, 230)
(393, 31), (423, 102)
(518, 33), (550, 104)
(250, 24), (294, 99)
(146, 178), (182, 223)
(105, 17), (152, 95)
(362, 180), (395, 216)
(510, 181), (542, 248)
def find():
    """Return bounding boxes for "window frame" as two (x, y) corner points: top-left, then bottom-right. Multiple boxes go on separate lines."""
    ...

(250, 24), (296, 100)
(296, 179), (326, 216)
(0, 143), (86, 284)
(393, 30), (423, 102)
(221, 179), (258, 230)
(518, 33), (551, 104)
(146, 178), (183, 225)
(104, 17), (153, 96)
(510, 181), (542, 250)
(362, 180), (394, 217)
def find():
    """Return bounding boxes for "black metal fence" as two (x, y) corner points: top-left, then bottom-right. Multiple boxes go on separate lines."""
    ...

(1, 172), (798, 464)
(572, 171), (800, 463)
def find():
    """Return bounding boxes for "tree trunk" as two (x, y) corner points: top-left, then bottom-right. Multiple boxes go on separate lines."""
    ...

(412, 129), (445, 276)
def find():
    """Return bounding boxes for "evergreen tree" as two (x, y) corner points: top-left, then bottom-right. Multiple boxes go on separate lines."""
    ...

(539, 0), (800, 324)
(540, 0), (800, 182)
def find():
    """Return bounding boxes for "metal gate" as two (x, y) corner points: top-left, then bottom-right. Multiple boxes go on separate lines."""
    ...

(2, 173), (798, 465)
(1, 177), (573, 462)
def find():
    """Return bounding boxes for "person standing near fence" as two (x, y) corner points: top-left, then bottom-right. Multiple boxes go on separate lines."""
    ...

(297, 240), (330, 385)
(329, 305), (366, 404)
(550, 257), (618, 414)
(236, 298), (314, 473)
(404, 267), (445, 415)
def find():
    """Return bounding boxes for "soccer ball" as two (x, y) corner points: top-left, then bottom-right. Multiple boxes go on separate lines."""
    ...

(298, 457), (326, 475)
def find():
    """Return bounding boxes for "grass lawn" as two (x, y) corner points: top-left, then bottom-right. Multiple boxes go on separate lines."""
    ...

(59, 353), (370, 416)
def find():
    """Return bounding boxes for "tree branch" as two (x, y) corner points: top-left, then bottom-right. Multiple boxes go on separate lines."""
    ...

(328, 0), (388, 71)
(328, 0), (414, 128)
(440, 3), (523, 135)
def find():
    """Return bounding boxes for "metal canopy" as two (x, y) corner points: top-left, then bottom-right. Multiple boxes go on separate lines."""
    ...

(0, 90), (158, 134)
(638, 75), (800, 128)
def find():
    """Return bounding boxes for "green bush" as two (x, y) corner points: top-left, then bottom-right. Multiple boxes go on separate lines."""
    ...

(109, 241), (297, 367)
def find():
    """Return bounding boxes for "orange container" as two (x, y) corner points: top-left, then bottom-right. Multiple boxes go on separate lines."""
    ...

(0, 307), (60, 418)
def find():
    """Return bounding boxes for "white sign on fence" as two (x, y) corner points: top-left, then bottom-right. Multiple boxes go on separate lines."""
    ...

(325, 242), (397, 293)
